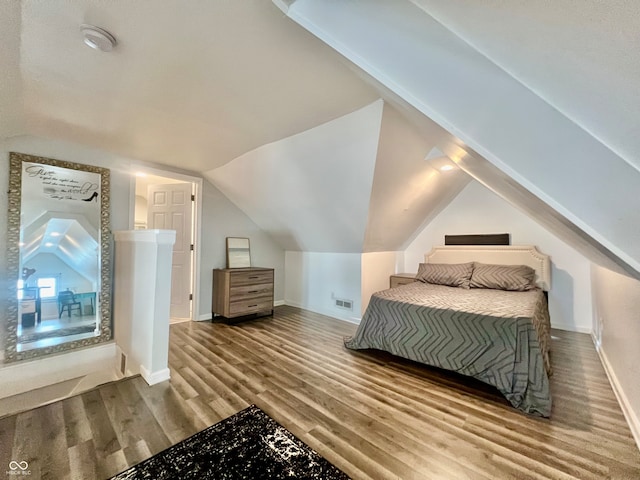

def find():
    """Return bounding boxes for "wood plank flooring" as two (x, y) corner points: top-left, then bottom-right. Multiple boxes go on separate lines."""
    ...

(1, 305), (639, 479)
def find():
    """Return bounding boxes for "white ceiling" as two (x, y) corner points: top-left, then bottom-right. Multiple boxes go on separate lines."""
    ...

(5, 0), (377, 170)
(22, 216), (98, 283)
(410, 0), (640, 172)
(0, 1), (23, 138)
(284, 0), (640, 276)
(206, 101), (384, 253)
(364, 103), (470, 252)
(2, 0), (639, 274)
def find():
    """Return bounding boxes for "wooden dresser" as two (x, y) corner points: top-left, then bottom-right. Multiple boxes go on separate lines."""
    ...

(212, 267), (274, 320)
(389, 273), (417, 289)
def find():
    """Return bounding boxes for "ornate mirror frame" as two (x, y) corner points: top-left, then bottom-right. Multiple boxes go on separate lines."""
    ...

(5, 152), (112, 362)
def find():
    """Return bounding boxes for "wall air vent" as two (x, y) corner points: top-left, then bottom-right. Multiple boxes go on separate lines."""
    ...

(120, 353), (127, 375)
(335, 298), (353, 310)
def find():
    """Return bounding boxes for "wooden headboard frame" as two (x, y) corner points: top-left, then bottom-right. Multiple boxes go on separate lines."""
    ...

(425, 245), (551, 291)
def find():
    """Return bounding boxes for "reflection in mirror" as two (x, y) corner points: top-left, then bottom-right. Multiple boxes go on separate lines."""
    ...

(5, 152), (112, 362)
(226, 237), (251, 268)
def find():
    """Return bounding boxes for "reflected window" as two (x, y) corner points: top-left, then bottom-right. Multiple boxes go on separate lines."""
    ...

(37, 278), (57, 299)
(18, 277), (58, 299)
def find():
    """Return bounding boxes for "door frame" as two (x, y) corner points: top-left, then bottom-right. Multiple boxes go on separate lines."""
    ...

(128, 165), (203, 322)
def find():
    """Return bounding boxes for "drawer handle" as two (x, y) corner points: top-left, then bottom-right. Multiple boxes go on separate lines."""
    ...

(248, 304), (258, 308)
(248, 276), (259, 279)
(248, 290), (258, 294)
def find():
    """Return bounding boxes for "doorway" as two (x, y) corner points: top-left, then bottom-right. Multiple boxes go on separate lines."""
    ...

(131, 169), (202, 324)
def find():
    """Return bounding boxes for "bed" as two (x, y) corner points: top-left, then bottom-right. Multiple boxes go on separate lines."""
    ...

(344, 245), (553, 416)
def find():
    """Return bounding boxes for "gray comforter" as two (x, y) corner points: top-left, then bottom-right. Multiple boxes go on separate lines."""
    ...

(344, 282), (552, 416)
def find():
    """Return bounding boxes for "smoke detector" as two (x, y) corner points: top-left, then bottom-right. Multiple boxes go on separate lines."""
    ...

(80, 24), (117, 52)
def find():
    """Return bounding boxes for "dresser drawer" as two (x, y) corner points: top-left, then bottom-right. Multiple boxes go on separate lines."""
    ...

(230, 270), (274, 286)
(213, 267), (275, 319)
(230, 283), (274, 301)
(229, 298), (273, 316)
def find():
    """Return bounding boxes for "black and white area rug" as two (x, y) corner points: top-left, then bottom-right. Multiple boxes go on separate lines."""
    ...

(110, 405), (350, 480)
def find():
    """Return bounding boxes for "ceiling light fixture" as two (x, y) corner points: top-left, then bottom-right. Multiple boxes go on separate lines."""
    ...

(439, 165), (455, 171)
(80, 24), (117, 52)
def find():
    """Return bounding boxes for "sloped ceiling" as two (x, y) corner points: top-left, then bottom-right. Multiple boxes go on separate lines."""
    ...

(2, 0), (639, 277)
(410, 0), (640, 172)
(364, 103), (470, 252)
(6, 0), (377, 170)
(0, 1), (23, 138)
(281, 0), (640, 277)
(205, 101), (384, 253)
(206, 100), (470, 253)
(22, 215), (98, 282)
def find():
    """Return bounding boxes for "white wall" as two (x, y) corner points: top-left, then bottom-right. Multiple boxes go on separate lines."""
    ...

(405, 181), (594, 333)
(113, 230), (174, 385)
(1, 135), (285, 373)
(592, 265), (640, 448)
(199, 180), (286, 319)
(0, 135), (286, 319)
(25, 253), (93, 294)
(0, 343), (118, 401)
(285, 251), (362, 323)
(134, 195), (147, 228)
(205, 100), (382, 253)
(361, 251), (403, 314)
(285, 250), (403, 322)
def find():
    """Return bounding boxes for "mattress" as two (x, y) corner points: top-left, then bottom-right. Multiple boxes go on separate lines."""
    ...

(344, 282), (552, 416)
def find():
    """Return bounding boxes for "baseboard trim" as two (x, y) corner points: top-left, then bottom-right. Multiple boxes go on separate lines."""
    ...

(592, 334), (640, 452)
(140, 366), (171, 386)
(0, 342), (117, 400)
(170, 317), (191, 325)
(550, 322), (591, 334)
(274, 300), (286, 307)
(283, 300), (361, 324)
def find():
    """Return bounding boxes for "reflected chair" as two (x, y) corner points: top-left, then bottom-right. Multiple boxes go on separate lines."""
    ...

(58, 290), (82, 318)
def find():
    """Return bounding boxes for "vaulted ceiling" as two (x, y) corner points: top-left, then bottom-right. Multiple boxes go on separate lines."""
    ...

(205, 100), (470, 253)
(279, 0), (640, 276)
(22, 215), (99, 283)
(1, 0), (377, 170)
(1, 1), (638, 276)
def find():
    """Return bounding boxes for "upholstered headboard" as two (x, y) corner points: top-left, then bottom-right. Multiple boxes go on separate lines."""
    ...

(425, 245), (551, 291)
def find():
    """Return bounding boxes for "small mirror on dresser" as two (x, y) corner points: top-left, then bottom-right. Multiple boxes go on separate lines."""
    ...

(226, 237), (251, 268)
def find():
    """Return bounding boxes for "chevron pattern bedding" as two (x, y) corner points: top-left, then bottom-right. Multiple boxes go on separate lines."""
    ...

(344, 282), (552, 416)
(470, 262), (536, 291)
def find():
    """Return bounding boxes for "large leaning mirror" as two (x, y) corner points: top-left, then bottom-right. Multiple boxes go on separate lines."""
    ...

(5, 152), (112, 362)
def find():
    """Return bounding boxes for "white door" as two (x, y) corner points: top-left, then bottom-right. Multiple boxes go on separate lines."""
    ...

(147, 182), (193, 320)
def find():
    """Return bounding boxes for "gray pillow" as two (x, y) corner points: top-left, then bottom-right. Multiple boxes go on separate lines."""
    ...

(416, 262), (474, 289)
(470, 263), (536, 291)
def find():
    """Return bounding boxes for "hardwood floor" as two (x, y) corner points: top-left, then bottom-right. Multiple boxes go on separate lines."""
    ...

(1, 305), (639, 479)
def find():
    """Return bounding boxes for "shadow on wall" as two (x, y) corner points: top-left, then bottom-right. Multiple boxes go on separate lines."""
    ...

(284, 251), (307, 307)
(548, 266), (574, 330)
